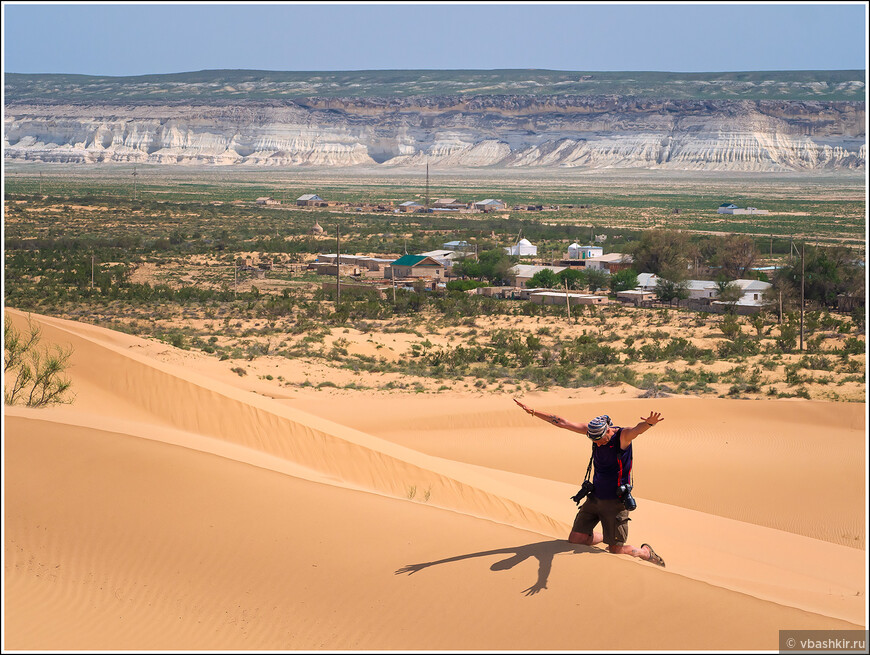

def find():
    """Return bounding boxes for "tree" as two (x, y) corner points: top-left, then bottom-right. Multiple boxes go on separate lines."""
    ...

(715, 279), (742, 313)
(528, 268), (559, 289)
(626, 229), (694, 279)
(773, 245), (864, 309)
(585, 268), (609, 293)
(558, 268), (586, 290)
(4, 314), (74, 407)
(703, 234), (760, 280)
(609, 268), (639, 294)
(475, 248), (517, 285)
(654, 277), (689, 303)
(453, 257), (481, 280)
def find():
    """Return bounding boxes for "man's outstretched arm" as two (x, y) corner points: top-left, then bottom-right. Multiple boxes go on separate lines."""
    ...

(513, 398), (588, 435)
(620, 411), (664, 448)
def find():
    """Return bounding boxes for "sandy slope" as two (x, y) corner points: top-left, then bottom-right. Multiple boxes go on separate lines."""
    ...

(3, 309), (867, 650)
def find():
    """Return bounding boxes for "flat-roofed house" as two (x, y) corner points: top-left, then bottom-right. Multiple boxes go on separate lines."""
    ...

(386, 255), (446, 280)
(528, 291), (609, 306)
(717, 203), (769, 215)
(433, 198), (469, 210)
(616, 289), (656, 305)
(584, 253), (633, 274)
(567, 243), (604, 260)
(256, 197), (280, 206)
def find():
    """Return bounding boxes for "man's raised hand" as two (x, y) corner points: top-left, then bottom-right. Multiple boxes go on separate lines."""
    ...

(513, 398), (533, 415)
(642, 411), (664, 426)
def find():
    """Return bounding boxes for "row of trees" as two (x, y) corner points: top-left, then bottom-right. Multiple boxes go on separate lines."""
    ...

(615, 230), (864, 311)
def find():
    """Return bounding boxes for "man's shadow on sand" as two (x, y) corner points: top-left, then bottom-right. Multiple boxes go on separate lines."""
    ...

(395, 539), (602, 596)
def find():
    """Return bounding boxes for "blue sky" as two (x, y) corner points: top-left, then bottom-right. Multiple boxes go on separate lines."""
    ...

(3, 2), (867, 76)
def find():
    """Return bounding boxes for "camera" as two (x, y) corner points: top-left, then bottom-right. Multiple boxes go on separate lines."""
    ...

(570, 480), (595, 505)
(617, 484), (637, 512)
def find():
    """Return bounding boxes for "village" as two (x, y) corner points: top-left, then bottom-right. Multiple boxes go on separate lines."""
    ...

(245, 192), (778, 315)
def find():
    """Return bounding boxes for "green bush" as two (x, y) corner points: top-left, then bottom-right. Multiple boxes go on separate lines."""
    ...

(4, 314), (74, 407)
(841, 337), (865, 356)
(446, 279), (487, 292)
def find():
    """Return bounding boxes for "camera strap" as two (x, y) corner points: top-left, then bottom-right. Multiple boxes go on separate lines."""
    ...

(582, 447), (594, 483)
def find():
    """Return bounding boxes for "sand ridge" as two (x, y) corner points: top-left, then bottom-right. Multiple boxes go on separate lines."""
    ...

(3, 308), (867, 649)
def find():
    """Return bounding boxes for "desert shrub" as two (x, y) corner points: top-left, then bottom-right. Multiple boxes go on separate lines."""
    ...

(850, 306), (865, 332)
(4, 314), (74, 407)
(841, 337), (865, 356)
(719, 314), (742, 340)
(775, 322), (799, 353)
(716, 337), (760, 359)
(565, 335), (621, 366)
(446, 279), (487, 292)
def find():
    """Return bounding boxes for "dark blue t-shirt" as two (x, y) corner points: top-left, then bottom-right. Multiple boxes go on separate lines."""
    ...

(592, 427), (632, 499)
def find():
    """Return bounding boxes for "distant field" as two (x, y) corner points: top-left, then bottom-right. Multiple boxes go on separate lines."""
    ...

(4, 164), (866, 250)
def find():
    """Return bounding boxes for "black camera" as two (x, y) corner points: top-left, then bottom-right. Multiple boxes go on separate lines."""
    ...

(570, 480), (595, 505)
(617, 484), (637, 512)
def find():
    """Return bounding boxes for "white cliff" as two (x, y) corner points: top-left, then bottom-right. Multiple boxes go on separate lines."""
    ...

(4, 98), (864, 171)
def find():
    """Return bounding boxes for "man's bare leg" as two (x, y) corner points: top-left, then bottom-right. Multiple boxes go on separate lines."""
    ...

(568, 531), (603, 545)
(609, 543), (664, 566)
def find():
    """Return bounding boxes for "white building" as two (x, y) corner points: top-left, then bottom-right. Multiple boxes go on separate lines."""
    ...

(684, 280), (720, 300)
(504, 238), (538, 257)
(474, 199), (507, 211)
(421, 249), (462, 268)
(584, 253), (633, 273)
(717, 203), (769, 215)
(712, 279), (772, 306)
(567, 243), (604, 260)
(636, 273), (659, 291)
(398, 201), (423, 212)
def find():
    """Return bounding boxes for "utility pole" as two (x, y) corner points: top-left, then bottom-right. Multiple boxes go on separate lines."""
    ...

(336, 224), (341, 303)
(800, 242), (805, 351)
(132, 166), (138, 201)
(91, 255), (94, 289)
(790, 240), (805, 350)
(565, 280), (571, 320)
(39, 172), (43, 195)
(425, 162), (430, 210)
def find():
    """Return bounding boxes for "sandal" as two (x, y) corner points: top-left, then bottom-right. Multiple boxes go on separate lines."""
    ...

(642, 543), (665, 568)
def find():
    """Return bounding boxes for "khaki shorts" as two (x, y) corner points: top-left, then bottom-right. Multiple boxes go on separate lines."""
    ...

(571, 495), (630, 546)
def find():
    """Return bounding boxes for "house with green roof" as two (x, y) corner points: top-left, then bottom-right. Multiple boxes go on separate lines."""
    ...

(386, 255), (446, 280)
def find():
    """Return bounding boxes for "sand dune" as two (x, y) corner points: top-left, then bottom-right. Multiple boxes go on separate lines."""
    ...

(3, 309), (867, 650)
(290, 394), (867, 548)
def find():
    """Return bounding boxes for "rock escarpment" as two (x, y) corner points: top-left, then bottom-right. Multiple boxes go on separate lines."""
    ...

(4, 96), (865, 171)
